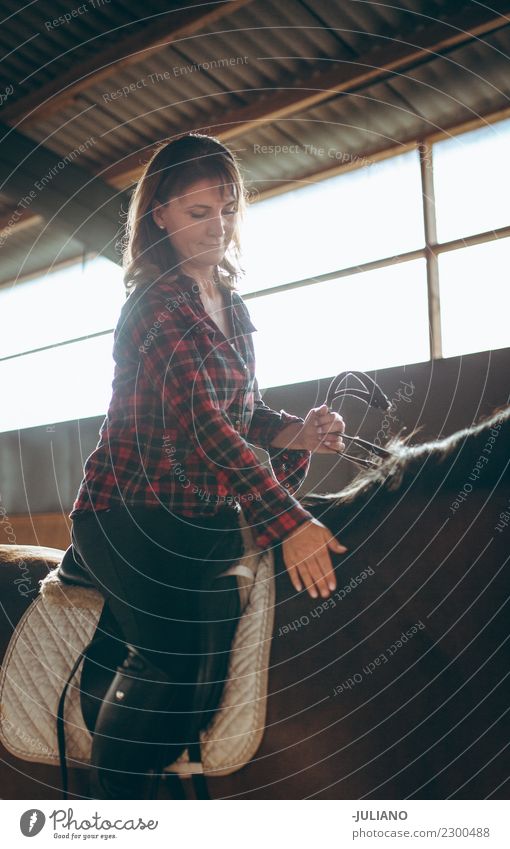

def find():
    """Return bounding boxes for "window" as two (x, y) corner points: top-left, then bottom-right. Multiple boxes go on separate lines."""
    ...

(248, 259), (429, 388)
(0, 256), (125, 433)
(241, 149), (424, 293)
(439, 238), (510, 358)
(0, 257), (124, 358)
(240, 115), (510, 387)
(0, 335), (115, 433)
(433, 120), (510, 243)
(3, 115), (509, 427)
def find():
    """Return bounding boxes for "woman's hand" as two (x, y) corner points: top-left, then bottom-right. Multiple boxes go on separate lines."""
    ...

(300, 404), (346, 454)
(281, 518), (348, 599)
(268, 405), (346, 453)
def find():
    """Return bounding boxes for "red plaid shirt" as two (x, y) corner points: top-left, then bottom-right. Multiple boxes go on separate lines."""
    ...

(70, 273), (314, 548)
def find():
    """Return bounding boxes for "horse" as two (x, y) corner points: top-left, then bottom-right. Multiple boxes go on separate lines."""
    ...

(0, 401), (508, 799)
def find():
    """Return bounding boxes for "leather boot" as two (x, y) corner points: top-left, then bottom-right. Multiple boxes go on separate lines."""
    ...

(88, 644), (188, 799)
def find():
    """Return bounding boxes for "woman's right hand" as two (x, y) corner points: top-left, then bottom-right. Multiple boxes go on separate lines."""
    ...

(281, 518), (348, 599)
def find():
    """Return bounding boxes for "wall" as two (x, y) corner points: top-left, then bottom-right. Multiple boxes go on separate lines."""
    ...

(1, 347), (508, 549)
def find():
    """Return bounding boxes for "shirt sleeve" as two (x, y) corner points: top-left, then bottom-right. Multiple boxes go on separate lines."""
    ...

(247, 377), (312, 496)
(130, 299), (314, 549)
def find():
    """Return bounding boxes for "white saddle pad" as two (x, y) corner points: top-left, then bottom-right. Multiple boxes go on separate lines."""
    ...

(0, 517), (275, 777)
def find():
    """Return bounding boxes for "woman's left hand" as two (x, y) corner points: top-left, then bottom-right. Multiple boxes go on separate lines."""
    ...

(301, 404), (346, 454)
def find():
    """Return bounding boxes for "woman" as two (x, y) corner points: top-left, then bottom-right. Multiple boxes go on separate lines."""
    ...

(69, 133), (347, 799)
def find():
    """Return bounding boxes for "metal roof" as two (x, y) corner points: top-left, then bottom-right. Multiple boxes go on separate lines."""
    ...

(1, 0), (509, 286)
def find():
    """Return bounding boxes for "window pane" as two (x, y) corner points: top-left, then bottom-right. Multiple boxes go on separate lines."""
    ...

(438, 238), (510, 358)
(0, 335), (114, 433)
(248, 258), (429, 388)
(0, 256), (125, 358)
(241, 150), (424, 293)
(433, 118), (510, 243)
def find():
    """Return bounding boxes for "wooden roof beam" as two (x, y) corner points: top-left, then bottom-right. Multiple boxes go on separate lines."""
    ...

(100, 0), (510, 188)
(0, 122), (130, 263)
(203, 0), (510, 142)
(0, 208), (42, 240)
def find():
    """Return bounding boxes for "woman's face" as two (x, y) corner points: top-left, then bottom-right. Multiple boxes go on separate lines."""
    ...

(152, 177), (238, 271)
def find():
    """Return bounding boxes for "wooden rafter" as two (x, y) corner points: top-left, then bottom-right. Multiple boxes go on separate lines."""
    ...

(2, 0), (509, 253)
(99, 0), (510, 188)
(199, 1), (510, 140)
(0, 208), (42, 237)
(250, 103), (510, 203)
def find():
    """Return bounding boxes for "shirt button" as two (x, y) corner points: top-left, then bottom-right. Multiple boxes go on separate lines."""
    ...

(284, 482), (290, 488)
(235, 420), (241, 428)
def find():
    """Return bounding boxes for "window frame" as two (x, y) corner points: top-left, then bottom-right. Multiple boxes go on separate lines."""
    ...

(2, 110), (509, 374)
(242, 109), (510, 364)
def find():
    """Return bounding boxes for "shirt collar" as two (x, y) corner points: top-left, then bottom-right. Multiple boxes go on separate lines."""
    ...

(161, 273), (257, 335)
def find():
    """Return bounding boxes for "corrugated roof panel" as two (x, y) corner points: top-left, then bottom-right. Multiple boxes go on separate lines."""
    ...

(235, 124), (309, 188)
(1, 0), (509, 288)
(10, 23), (510, 201)
(232, 20), (510, 196)
(233, 94), (418, 192)
(0, 0), (174, 102)
(301, 0), (452, 54)
(398, 28), (510, 128)
(8, 0), (504, 180)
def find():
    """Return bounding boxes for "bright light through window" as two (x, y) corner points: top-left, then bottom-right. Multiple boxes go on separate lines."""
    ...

(0, 255), (125, 433)
(2, 116), (509, 433)
(433, 118), (510, 243)
(439, 238), (510, 358)
(247, 258), (429, 389)
(240, 150), (424, 293)
(0, 256), (125, 358)
(0, 334), (115, 434)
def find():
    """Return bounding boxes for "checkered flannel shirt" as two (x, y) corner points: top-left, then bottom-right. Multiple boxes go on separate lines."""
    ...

(70, 273), (314, 548)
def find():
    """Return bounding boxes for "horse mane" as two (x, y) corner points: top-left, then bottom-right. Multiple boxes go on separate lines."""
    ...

(302, 404), (510, 512)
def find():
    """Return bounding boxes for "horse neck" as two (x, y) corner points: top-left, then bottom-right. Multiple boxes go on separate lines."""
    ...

(268, 473), (509, 724)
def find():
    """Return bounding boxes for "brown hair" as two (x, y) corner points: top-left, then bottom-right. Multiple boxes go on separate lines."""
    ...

(121, 133), (247, 293)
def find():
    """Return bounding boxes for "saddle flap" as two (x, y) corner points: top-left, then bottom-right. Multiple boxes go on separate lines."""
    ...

(216, 563), (256, 613)
(0, 532), (276, 777)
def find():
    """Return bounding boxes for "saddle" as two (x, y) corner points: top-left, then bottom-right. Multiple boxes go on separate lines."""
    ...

(56, 539), (256, 744)
(0, 514), (276, 798)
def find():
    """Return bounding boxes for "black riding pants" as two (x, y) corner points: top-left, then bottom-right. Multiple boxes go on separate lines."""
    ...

(71, 503), (244, 677)
(70, 503), (244, 790)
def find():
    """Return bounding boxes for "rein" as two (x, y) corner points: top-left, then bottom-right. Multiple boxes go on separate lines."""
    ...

(325, 371), (393, 469)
